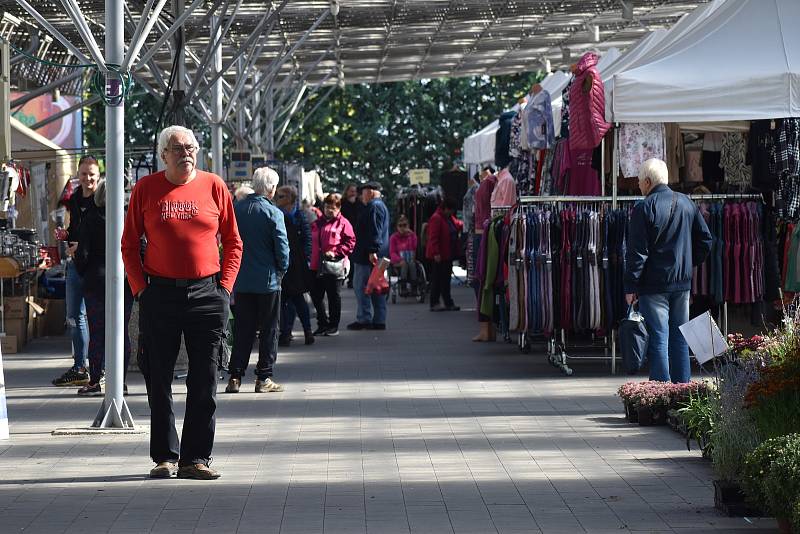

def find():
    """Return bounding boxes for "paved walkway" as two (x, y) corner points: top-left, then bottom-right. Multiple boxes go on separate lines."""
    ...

(0, 286), (776, 533)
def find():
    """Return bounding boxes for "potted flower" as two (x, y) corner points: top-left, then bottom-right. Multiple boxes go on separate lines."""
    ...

(635, 381), (671, 426)
(741, 433), (800, 533)
(617, 381), (643, 423)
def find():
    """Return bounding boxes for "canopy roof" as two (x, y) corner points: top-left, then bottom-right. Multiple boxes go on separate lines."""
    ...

(2, 0), (708, 92)
(611, 0), (800, 122)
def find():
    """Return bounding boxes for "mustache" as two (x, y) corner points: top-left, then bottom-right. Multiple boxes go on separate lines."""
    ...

(178, 156), (194, 165)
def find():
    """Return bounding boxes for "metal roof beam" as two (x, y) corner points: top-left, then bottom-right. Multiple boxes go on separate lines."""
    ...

(121, 0), (169, 72)
(193, 0), (291, 102)
(10, 68), (85, 107)
(134, 0), (205, 70)
(58, 0), (106, 69)
(275, 84), (336, 152)
(414, 0), (458, 79)
(15, 0), (91, 64)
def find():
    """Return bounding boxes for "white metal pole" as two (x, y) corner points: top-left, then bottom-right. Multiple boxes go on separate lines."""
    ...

(211, 15), (224, 177)
(95, 0), (133, 428)
(265, 86), (274, 159)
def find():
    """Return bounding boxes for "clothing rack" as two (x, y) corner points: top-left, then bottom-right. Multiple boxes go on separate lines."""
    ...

(509, 192), (766, 375)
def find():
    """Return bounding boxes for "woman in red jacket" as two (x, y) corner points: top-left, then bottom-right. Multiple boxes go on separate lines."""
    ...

(425, 198), (463, 312)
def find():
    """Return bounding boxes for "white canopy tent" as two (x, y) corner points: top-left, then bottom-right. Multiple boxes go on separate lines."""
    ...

(611, 0), (800, 123)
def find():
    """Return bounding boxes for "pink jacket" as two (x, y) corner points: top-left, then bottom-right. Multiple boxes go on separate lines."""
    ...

(389, 231), (418, 264)
(568, 52), (611, 151)
(490, 167), (517, 208)
(310, 213), (355, 271)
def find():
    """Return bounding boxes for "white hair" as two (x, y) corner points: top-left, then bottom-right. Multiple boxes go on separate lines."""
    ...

(252, 166), (280, 196)
(157, 125), (199, 162)
(639, 158), (669, 186)
(234, 184), (254, 201)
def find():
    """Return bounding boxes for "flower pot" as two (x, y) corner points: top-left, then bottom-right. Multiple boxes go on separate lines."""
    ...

(651, 406), (668, 425)
(625, 401), (638, 423)
(713, 479), (763, 517)
(637, 406), (653, 426)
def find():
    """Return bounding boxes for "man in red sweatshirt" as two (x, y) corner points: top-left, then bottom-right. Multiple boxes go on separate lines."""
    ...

(122, 125), (242, 480)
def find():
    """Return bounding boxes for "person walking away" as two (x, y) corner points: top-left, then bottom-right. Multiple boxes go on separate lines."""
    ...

(426, 198), (463, 312)
(348, 181), (390, 331)
(310, 193), (355, 336)
(624, 158), (712, 384)
(226, 167), (289, 394)
(52, 155), (99, 387)
(122, 125), (242, 480)
(274, 185), (315, 346)
(389, 215), (418, 294)
(340, 183), (361, 289)
(472, 166), (498, 341)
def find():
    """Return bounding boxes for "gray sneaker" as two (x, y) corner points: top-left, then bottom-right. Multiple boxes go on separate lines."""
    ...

(255, 378), (284, 393)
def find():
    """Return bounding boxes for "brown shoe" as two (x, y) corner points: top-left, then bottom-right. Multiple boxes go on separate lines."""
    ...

(177, 463), (221, 480)
(225, 377), (240, 393)
(149, 461), (178, 478)
(255, 378), (284, 393)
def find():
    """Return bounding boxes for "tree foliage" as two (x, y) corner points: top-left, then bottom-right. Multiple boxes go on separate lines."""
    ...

(84, 71), (544, 191)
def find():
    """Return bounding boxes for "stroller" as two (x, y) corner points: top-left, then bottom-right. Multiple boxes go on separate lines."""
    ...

(389, 260), (428, 304)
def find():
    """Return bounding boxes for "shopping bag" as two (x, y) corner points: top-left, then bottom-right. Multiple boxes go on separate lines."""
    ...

(365, 257), (390, 295)
(619, 303), (649, 375)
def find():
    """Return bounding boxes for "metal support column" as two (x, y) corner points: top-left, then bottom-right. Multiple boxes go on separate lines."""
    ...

(94, 0), (134, 428)
(265, 87), (274, 159)
(171, 0), (187, 126)
(210, 15), (224, 177)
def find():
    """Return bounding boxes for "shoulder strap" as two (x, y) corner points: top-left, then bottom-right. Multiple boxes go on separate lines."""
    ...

(654, 192), (678, 246)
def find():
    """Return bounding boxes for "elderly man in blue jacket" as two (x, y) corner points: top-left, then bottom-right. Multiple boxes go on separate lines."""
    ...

(348, 181), (390, 331)
(624, 158), (713, 384)
(226, 166), (290, 394)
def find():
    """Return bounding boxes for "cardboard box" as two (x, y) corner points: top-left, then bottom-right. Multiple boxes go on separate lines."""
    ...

(0, 335), (18, 354)
(27, 298), (45, 341)
(3, 297), (28, 320)
(4, 317), (27, 347)
(40, 299), (66, 336)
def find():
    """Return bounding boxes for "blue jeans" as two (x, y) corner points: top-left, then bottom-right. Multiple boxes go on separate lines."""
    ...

(65, 261), (89, 369)
(638, 290), (691, 383)
(353, 262), (386, 325)
(280, 293), (311, 335)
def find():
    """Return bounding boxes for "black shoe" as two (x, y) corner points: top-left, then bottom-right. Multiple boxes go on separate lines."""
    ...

(312, 326), (328, 336)
(278, 334), (291, 347)
(77, 382), (102, 397)
(324, 327), (339, 336)
(346, 322), (369, 331)
(444, 305), (460, 311)
(52, 367), (90, 387)
(304, 330), (315, 345)
(369, 323), (386, 330)
(430, 305), (445, 312)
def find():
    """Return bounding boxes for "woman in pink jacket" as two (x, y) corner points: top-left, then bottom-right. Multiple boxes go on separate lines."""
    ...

(310, 193), (355, 336)
(389, 215), (419, 287)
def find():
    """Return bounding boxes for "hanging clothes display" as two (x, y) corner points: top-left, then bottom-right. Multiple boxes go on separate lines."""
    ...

(568, 52), (611, 151)
(522, 89), (555, 150)
(720, 133), (751, 191)
(491, 167), (517, 208)
(664, 123), (685, 184)
(495, 111), (517, 169)
(618, 123), (666, 178)
(747, 119), (780, 192)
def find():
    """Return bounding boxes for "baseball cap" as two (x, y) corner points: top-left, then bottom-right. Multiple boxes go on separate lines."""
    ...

(357, 181), (382, 192)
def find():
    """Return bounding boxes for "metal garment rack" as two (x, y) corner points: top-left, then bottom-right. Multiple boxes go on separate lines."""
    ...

(513, 192), (765, 374)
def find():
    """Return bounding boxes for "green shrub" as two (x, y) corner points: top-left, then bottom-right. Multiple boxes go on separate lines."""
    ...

(741, 433), (800, 519)
(678, 390), (715, 456)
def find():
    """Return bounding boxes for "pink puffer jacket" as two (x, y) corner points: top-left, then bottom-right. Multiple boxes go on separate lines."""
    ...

(568, 52), (611, 151)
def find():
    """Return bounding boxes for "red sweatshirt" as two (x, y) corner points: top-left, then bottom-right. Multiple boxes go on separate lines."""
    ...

(121, 170), (242, 295)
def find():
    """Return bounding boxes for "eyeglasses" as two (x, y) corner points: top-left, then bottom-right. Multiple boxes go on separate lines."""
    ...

(169, 144), (197, 155)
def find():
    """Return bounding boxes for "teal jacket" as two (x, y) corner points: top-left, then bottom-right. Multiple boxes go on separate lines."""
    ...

(233, 194), (289, 293)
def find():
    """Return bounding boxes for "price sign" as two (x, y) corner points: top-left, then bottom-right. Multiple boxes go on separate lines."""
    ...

(408, 169), (430, 185)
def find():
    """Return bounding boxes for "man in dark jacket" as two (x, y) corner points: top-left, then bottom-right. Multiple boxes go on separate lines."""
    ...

(348, 181), (390, 330)
(624, 158), (713, 383)
(425, 198), (464, 312)
(226, 167), (289, 394)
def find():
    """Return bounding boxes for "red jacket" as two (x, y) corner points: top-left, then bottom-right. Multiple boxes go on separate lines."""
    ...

(425, 208), (464, 261)
(568, 51), (611, 151)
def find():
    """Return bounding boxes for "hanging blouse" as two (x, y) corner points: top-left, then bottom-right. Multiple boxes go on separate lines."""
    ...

(522, 89), (555, 150)
(618, 123), (666, 178)
(509, 112), (524, 159)
(490, 167), (517, 208)
(720, 133), (751, 190)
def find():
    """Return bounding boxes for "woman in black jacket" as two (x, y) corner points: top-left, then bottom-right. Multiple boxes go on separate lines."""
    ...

(73, 180), (134, 396)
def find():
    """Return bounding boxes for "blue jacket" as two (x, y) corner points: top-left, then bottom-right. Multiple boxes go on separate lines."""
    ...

(352, 198), (390, 265)
(233, 194), (289, 293)
(624, 184), (713, 295)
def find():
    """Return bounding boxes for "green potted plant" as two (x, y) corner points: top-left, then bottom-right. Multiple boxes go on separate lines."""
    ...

(741, 433), (800, 533)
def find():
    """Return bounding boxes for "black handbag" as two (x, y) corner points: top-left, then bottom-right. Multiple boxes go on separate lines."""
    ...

(619, 303), (649, 375)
